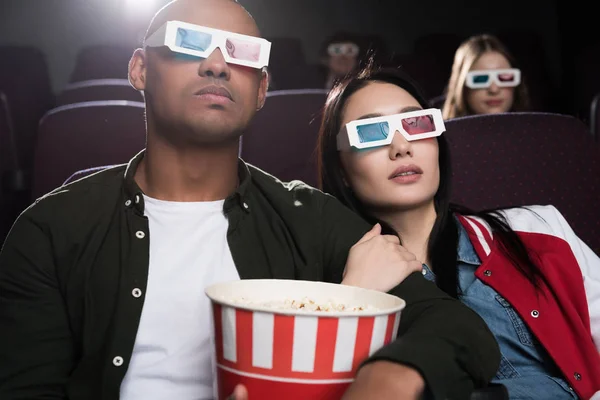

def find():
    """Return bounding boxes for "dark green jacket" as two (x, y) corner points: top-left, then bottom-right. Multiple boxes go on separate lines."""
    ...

(0, 151), (499, 399)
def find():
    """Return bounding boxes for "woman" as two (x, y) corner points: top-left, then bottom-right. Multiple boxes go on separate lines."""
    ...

(319, 32), (362, 90)
(318, 65), (600, 399)
(442, 34), (530, 119)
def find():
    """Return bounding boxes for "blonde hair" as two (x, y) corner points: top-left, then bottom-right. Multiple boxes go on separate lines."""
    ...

(442, 34), (530, 119)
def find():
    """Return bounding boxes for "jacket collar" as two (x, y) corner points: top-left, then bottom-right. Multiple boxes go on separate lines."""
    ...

(122, 149), (252, 214)
(456, 214), (494, 263)
(455, 217), (481, 265)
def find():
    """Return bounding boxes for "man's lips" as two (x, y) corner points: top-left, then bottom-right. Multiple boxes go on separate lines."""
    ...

(194, 85), (233, 101)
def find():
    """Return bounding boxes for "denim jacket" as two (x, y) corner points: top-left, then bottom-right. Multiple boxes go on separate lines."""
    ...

(421, 220), (579, 399)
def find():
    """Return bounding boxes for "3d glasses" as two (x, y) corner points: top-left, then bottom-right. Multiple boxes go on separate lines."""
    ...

(144, 20), (271, 69)
(465, 68), (521, 89)
(337, 108), (445, 151)
(327, 42), (359, 57)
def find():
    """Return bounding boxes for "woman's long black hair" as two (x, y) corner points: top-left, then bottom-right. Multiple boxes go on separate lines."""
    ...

(317, 64), (543, 298)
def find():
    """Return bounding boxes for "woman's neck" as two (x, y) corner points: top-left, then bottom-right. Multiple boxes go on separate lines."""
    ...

(373, 202), (437, 266)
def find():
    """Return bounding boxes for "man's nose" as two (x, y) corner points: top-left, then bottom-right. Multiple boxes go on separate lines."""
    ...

(197, 48), (231, 80)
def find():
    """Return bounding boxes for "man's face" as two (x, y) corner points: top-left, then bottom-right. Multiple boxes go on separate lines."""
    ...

(131, 0), (268, 145)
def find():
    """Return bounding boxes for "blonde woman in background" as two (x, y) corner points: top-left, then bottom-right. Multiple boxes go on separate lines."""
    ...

(442, 34), (530, 119)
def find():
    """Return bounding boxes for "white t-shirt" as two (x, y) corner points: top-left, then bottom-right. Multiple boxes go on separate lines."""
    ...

(120, 195), (240, 400)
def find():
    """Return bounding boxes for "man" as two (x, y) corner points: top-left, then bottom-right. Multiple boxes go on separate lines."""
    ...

(0, 1), (499, 399)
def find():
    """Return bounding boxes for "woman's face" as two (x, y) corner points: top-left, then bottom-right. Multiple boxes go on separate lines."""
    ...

(465, 51), (515, 115)
(338, 81), (440, 213)
(327, 42), (359, 77)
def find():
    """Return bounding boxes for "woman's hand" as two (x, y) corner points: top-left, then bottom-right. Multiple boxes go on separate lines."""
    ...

(342, 224), (422, 292)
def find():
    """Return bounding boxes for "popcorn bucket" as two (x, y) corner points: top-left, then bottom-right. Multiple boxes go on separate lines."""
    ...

(205, 279), (405, 400)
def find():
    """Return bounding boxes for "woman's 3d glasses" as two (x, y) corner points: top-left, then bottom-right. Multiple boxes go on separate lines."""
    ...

(144, 20), (271, 69)
(327, 42), (360, 57)
(465, 68), (521, 89)
(337, 108), (445, 151)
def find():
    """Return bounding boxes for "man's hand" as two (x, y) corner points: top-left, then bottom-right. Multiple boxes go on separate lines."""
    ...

(342, 224), (423, 292)
(342, 361), (425, 400)
(225, 363), (424, 400)
(227, 384), (248, 400)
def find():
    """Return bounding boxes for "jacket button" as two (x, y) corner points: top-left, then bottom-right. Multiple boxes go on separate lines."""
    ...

(125, 200), (132, 207)
(132, 288), (142, 298)
(135, 231), (145, 239)
(574, 372), (581, 380)
(531, 310), (539, 318)
(113, 356), (124, 367)
(483, 270), (492, 276)
(243, 202), (249, 210)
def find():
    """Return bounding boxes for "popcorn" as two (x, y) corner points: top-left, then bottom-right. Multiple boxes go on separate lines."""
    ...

(231, 296), (377, 312)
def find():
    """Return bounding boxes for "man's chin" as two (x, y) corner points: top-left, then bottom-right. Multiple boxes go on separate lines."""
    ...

(183, 121), (244, 146)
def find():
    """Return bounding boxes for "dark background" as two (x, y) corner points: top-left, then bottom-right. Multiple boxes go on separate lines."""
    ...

(0, 0), (596, 119)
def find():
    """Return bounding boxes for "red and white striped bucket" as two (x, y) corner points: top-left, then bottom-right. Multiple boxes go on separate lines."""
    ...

(205, 279), (405, 400)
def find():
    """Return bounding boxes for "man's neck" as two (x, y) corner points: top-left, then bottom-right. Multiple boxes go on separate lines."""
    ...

(134, 135), (240, 202)
(373, 202), (437, 266)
